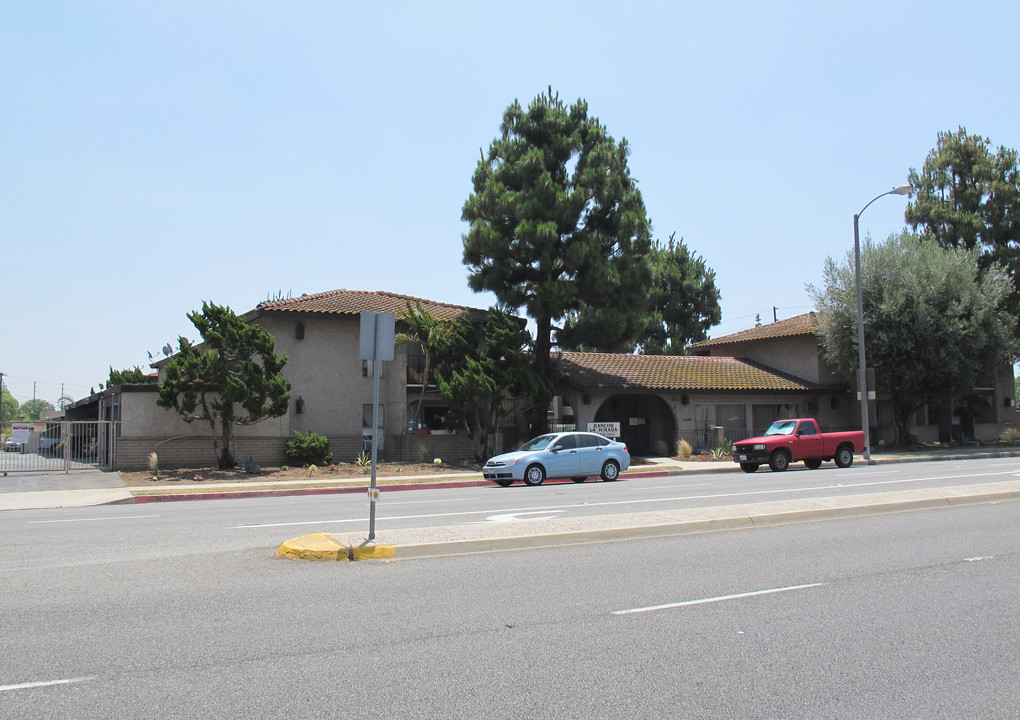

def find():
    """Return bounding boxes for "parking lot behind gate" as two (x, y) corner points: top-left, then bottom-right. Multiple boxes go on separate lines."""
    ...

(1, 421), (116, 474)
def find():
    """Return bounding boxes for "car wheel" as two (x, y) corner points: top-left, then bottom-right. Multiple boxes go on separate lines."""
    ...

(834, 445), (854, 468)
(740, 463), (759, 473)
(571, 476), (587, 483)
(600, 460), (620, 482)
(804, 458), (822, 470)
(768, 450), (790, 472)
(495, 479), (513, 487)
(523, 464), (546, 486)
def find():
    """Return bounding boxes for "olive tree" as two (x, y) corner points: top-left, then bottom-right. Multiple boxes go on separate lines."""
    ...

(809, 231), (1016, 443)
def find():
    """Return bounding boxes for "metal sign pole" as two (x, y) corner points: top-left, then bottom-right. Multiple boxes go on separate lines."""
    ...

(368, 314), (381, 542)
(359, 310), (394, 546)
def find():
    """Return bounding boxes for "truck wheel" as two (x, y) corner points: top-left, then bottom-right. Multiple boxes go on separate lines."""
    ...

(804, 458), (822, 470)
(740, 463), (759, 473)
(769, 450), (790, 472)
(834, 445), (854, 468)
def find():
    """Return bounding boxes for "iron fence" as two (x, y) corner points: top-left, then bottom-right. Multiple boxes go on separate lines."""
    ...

(1, 420), (116, 474)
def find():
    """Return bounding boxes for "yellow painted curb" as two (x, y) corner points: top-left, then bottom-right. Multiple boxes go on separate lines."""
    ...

(277, 533), (350, 561)
(352, 544), (396, 561)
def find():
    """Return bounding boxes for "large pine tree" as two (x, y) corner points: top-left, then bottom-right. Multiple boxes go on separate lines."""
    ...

(906, 127), (1020, 338)
(462, 88), (652, 425)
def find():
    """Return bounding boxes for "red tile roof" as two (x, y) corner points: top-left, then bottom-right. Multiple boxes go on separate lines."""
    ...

(556, 351), (827, 392)
(251, 289), (489, 323)
(688, 312), (818, 349)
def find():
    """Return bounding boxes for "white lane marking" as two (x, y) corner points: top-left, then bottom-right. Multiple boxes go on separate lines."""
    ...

(0, 676), (93, 693)
(231, 468), (1018, 529)
(27, 515), (159, 525)
(483, 511), (565, 523)
(633, 483), (713, 491)
(233, 507), (498, 528)
(382, 497), (478, 506)
(613, 583), (827, 615)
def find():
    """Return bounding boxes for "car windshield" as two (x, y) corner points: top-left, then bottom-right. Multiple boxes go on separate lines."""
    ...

(764, 421), (797, 436)
(517, 434), (557, 451)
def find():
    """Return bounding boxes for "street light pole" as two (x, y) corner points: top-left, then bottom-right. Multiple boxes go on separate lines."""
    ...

(854, 184), (911, 464)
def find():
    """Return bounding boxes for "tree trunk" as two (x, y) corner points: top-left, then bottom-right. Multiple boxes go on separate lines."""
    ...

(219, 418), (235, 469)
(416, 358), (429, 431)
(532, 315), (552, 435)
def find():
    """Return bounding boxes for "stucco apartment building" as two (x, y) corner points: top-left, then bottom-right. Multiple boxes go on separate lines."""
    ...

(69, 290), (488, 470)
(67, 293), (1016, 469)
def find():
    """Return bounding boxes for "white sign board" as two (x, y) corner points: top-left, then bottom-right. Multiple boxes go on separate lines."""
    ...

(587, 422), (621, 438)
(11, 424), (31, 444)
(359, 311), (395, 361)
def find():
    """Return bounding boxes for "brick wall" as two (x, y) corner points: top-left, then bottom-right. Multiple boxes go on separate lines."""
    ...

(116, 436), (288, 471)
(385, 434), (477, 464)
(116, 433), (478, 470)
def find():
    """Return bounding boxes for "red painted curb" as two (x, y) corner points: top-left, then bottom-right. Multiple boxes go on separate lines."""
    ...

(107, 468), (690, 505)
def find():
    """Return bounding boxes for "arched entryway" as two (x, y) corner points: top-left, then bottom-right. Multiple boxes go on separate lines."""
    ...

(594, 394), (676, 456)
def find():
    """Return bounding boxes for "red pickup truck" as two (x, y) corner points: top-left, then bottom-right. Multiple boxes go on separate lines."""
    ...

(732, 418), (865, 473)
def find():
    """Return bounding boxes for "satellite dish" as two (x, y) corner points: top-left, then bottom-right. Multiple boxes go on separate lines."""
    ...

(162, 344), (173, 357)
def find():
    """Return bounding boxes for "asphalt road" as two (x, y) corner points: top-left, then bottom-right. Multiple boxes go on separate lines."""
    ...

(1, 458), (1017, 718)
(1, 456), (1017, 561)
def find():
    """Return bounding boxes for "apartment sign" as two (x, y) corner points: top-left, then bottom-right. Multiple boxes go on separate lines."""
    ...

(587, 422), (620, 438)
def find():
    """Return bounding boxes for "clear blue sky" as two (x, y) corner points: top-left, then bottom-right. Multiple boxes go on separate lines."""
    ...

(3, 1), (1018, 407)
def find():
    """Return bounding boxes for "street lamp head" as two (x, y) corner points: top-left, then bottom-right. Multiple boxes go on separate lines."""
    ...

(890, 184), (911, 196)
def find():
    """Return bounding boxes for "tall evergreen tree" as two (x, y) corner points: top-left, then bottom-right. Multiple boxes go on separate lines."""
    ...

(559, 232), (721, 354)
(906, 127), (1020, 335)
(157, 302), (291, 469)
(640, 232), (721, 354)
(462, 88), (652, 427)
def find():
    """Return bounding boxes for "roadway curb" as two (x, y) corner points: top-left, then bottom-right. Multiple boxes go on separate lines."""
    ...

(107, 469), (687, 505)
(275, 534), (397, 561)
(277, 533), (350, 561)
(275, 480), (1020, 561)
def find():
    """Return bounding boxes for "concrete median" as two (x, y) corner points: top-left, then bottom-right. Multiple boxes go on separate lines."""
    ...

(276, 479), (1020, 561)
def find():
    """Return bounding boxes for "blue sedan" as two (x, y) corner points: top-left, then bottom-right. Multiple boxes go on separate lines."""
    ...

(483, 431), (631, 486)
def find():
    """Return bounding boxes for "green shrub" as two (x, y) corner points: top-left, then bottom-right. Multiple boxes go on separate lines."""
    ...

(284, 431), (333, 466)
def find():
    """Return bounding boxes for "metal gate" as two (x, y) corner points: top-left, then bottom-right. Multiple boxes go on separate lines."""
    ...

(1, 420), (116, 474)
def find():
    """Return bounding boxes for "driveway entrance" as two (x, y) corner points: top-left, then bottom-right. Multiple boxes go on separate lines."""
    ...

(1, 421), (117, 474)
